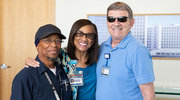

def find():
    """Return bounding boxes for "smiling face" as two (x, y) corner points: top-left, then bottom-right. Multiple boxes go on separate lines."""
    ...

(107, 10), (134, 42)
(74, 25), (95, 53)
(36, 34), (61, 61)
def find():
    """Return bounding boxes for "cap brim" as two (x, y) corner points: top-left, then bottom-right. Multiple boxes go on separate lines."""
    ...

(59, 34), (66, 39)
(39, 32), (66, 39)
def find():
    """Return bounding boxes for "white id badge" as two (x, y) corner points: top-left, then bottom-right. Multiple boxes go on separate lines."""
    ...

(69, 71), (84, 86)
(101, 65), (111, 77)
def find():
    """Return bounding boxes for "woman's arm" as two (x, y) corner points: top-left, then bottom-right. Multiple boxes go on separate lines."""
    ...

(24, 57), (39, 67)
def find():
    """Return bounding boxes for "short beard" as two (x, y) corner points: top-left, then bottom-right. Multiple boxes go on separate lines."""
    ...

(48, 57), (57, 61)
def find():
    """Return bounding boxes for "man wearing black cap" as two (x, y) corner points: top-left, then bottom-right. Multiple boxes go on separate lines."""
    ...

(10, 24), (71, 100)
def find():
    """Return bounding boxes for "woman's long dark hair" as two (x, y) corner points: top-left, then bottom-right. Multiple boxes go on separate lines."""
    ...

(67, 19), (98, 65)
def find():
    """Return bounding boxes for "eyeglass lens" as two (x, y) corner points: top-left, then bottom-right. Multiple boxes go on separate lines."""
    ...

(107, 16), (129, 22)
(41, 39), (63, 44)
(75, 31), (95, 40)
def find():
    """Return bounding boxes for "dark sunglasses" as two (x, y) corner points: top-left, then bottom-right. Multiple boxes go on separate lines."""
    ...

(107, 16), (129, 22)
(75, 31), (96, 40)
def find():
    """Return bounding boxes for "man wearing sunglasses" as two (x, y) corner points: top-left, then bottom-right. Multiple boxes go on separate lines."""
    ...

(96, 2), (155, 100)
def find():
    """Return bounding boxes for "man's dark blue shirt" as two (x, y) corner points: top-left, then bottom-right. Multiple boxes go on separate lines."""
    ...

(10, 56), (71, 100)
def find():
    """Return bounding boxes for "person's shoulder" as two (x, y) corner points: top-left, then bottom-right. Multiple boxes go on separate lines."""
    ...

(60, 47), (67, 53)
(129, 37), (146, 48)
(99, 41), (106, 49)
(125, 37), (150, 55)
(14, 67), (37, 79)
(91, 62), (97, 66)
(11, 67), (38, 91)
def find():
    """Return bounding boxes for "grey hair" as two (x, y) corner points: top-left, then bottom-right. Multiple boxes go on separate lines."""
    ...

(107, 2), (133, 20)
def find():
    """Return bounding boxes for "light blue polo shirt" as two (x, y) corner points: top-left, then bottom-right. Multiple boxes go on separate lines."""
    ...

(96, 32), (155, 100)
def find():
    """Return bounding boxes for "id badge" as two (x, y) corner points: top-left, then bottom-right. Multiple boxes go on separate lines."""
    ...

(101, 65), (110, 77)
(69, 71), (84, 86)
(101, 65), (111, 77)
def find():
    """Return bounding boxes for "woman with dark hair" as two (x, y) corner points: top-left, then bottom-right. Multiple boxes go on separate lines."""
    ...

(60, 19), (98, 100)
(25, 19), (98, 100)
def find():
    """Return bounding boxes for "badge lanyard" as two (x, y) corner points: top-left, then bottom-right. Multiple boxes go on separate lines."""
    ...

(45, 71), (61, 100)
(104, 53), (110, 66)
(101, 53), (111, 77)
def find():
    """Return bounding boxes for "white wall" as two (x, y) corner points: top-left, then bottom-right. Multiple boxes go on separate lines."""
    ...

(56, 0), (180, 88)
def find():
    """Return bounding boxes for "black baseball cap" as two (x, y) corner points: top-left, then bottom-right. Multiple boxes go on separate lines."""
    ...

(34, 24), (66, 46)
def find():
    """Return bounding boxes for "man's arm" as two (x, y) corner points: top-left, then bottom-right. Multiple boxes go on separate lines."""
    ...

(10, 70), (33, 100)
(139, 82), (155, 100)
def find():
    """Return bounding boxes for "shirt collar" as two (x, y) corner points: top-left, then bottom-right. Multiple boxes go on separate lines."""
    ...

(105, 31), (133, 49)
(35, 55), (62, 75)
